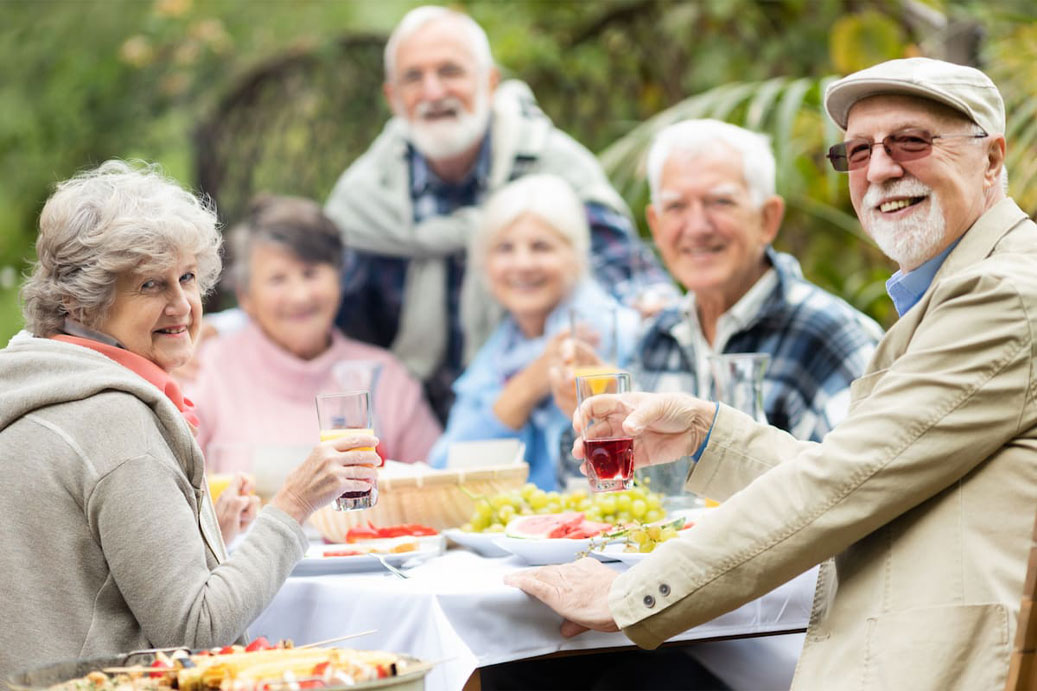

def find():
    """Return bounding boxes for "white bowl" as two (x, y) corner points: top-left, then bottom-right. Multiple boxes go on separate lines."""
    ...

(491, 535), (595, 565)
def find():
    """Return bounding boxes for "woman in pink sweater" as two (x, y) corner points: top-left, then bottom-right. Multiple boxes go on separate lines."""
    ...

(186, 196), (441, 470)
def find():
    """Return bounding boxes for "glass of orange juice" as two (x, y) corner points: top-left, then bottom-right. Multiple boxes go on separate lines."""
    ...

(315, 390), (378, 511)
(207, 473), (236, 503)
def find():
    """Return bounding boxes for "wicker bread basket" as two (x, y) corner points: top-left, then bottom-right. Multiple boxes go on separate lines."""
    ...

(310, 463), (529, 541)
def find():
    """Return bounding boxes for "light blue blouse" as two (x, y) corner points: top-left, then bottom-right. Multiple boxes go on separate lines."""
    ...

(429, 280), (641, 490)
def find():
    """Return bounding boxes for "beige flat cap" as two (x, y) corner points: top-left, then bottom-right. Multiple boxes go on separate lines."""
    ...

(824, 57), (1005, 135)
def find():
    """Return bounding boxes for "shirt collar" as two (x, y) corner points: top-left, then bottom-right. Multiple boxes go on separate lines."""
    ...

(61, 317), (124, 347)
(677, 265), (778, 396)
(409, 128), (493, 196)
(885, 237), (962, 317)
(683, 267), (779, 353)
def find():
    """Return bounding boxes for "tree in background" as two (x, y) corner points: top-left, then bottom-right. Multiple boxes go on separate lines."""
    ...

(1, 0), (1033, 343)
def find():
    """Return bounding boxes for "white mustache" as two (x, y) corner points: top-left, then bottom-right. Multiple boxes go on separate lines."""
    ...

(862, 178), (932, 209)
(416, 97), (464, 119)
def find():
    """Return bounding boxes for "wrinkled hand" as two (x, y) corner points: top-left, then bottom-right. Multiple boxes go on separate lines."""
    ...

(504, 558), (620, 637)
(573, 392), (714, 471)
(525, 332), (572, 399)
(548, 337), (604, 418)
(493, 332), (572, 430)
(215, 473), (260, 544)
(630, 283), (680, 320)
(272, 434), (380, 524)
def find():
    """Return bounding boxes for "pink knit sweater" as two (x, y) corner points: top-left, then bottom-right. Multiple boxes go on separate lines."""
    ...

(186, 322), (441, 471)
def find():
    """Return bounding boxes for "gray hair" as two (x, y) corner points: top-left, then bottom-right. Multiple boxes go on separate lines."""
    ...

(21, 159), (222, 337)
(225, 194), (344, 294)
(383, 5), (494, 82)
(646, 119), (776, 208)
(471, 174), (590, 278)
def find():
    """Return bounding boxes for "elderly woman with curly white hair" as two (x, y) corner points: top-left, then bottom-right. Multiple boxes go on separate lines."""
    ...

(0, 160), (378, 681)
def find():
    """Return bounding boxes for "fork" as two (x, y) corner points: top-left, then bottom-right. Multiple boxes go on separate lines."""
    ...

(369, 552), (410, 579)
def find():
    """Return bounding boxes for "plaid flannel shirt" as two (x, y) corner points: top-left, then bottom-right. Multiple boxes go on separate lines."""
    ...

(635, 249), (884, 442)
(336, 133), (668, 421)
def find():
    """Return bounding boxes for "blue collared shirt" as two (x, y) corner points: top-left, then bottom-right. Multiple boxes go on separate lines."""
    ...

(885, 238), (962, 317)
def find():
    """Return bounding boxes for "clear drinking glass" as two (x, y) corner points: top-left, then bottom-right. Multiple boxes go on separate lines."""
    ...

(332, 360), (384, 453)
(569, 304), (620, 376)
(315, 390), (378, 511)
(707, 353), (770, 424)
(575, 371), (634, 492)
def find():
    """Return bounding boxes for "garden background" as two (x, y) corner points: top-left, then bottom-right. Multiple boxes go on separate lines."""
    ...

(1, 0), (1034, 344)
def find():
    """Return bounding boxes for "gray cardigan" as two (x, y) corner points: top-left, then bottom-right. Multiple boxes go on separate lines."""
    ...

(0, 334), (307, 681)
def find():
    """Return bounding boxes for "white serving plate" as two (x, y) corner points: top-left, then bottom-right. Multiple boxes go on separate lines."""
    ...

(291, 535), (445, 577)
(491, 535), (596, 565)
(442, 528), (512, 558)
(590, 542), (653, 565)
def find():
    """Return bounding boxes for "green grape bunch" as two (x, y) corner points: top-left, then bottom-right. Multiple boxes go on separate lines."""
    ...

(580, 515), (690, 557)
(622, 517), (686, 553)
(459, 483), (666, 533)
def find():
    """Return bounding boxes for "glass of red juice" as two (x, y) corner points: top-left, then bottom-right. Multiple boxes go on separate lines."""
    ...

(575, 371), (634, 492)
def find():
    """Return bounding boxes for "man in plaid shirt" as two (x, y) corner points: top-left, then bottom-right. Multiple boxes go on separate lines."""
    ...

(550, 118), (883, 690)
(643, 119), (884, 691)
(556, 120), (882, 442)
(325, 6), (668, 422)
(634, 120), (883, 444)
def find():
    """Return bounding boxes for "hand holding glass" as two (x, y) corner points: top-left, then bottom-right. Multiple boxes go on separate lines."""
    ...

(575, 372), (634, 492)
(315, 391), (378, 511)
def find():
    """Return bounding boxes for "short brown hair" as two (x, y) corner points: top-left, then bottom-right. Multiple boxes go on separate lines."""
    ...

(224, 194), (344, 293)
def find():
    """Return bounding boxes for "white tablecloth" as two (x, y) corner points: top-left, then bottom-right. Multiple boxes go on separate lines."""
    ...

(251, 550), (816, 691)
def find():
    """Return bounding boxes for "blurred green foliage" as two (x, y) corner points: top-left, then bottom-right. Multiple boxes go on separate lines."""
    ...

(0, 0), (1034, 344)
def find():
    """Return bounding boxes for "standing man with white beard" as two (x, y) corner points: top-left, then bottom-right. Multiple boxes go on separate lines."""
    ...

(506, 57), (1037, 690)
(325, 6), (668, 420)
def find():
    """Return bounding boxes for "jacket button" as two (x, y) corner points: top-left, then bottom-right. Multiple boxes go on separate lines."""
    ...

(643, 595), (655, 608)
(659, 584), (671, 596)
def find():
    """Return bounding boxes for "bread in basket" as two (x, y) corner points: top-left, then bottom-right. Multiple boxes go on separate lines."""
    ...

(310, 462), (529, 541)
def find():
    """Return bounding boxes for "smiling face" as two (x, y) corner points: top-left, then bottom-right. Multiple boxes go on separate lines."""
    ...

(384, 16), (498, 161)
(95, 258), (202, 372)
(646, 148), (783, 313)
(485, 214), (578, 338)
(239, 243), (341, 360)
(846, 95), (1004, 271)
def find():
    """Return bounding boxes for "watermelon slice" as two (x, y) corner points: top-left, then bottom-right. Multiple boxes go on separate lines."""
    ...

(506, 512), (612, 540)
(565, 520), (613, 539)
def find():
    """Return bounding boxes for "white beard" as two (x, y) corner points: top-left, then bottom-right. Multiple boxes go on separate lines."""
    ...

(861, 178), (946, 270)
(398, 86), (492, 161)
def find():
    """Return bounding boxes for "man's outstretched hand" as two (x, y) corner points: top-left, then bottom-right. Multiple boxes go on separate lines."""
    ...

(504, 557), (621, 638)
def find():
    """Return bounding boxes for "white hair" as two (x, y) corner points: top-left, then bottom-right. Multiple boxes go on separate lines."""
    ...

(21, 159), (222, 337)
(471, 174), (590, 277)
(383, 6), (494, 81)
(646, 119), (776, 208)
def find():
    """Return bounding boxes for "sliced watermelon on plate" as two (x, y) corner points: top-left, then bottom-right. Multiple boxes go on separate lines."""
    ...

(506, 512), (612, 540)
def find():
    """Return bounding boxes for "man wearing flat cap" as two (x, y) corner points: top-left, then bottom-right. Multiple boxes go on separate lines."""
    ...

(507, 57), (1037, 690)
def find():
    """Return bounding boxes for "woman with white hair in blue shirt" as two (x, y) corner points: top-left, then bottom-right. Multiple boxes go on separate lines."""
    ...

(429, 174), (639, 490)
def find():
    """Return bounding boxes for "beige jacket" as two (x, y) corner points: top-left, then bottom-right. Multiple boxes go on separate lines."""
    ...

(610, 199), (1037, 690)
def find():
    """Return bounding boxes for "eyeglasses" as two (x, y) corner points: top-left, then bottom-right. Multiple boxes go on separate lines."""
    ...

(826, 128), (988, 172)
